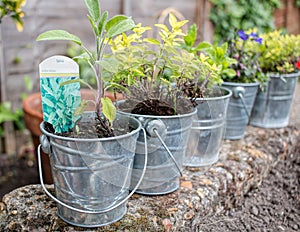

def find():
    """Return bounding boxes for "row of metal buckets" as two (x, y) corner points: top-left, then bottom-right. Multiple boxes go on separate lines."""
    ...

(38, 72), (299, 228)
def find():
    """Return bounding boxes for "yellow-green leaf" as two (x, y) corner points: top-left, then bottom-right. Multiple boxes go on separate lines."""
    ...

(101, 97), (116, 124)
(168, 13), (177, 29)
(144, 38), (160, 45)
(155, 24), (169, 33)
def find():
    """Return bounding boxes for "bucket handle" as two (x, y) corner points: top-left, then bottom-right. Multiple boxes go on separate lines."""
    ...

(280, 76), (287, 83)
(145, 119), (183, 177)
(37, 128), (148, 214)
(233, 86), (250, 118)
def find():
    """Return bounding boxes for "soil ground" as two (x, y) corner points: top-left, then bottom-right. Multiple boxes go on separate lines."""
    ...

(0, 147), (39, 199)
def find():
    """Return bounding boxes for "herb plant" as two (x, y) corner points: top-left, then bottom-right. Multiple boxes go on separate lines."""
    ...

(102, 15), (220, 113)
(181, 23), (236, 87)
(222, 29), (268, 85)
(36, 0), (136, 135)
(249, 30), (300, 74)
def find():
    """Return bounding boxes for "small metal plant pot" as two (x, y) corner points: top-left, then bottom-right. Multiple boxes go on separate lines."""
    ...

(249, 72), (299, 128)
(38, 112), (147, 228)
(184, 87), (232, 167)
(222, 82), (260, 140)
(119, 108), (196, 195)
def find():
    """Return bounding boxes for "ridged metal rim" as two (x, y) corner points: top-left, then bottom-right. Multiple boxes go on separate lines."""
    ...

(40, 112), (142, 142)
(222, 81), (260, 87)
(117, 103), (197, 119)
(195, 86), (232, 101)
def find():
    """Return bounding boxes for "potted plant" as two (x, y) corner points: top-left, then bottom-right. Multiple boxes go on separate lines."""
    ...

(220, 29), (268, 139)
(249, 30), (300, 128)
(101, 17), (220, 194)
(179, 23), (233, 167)
(35, 0), (147, 227)
(22, 58), (120, 185)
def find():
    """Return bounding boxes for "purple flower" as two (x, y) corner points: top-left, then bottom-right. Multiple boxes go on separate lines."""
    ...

(250, 32), (258, 37)
(254, 37), (262, 44)
(237, 30), (248, 41)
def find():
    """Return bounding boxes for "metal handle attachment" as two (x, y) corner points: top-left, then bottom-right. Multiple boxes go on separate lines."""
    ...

(38, 128), (148, 214)
(233, 86), (250, 118)
(145, 119), (183, 177)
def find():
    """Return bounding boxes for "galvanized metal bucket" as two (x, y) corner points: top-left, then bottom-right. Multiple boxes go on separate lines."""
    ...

(184, 87), (232, 167)
(119, 108), (196, 195)
(250, 72), (299, 128)
(38, 112), (148, 228)
(222, 82), (260, 140)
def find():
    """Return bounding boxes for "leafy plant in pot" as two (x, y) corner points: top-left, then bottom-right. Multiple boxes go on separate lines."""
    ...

(179, 23), (233, 167)
(35, 0), (148, 227)
(248, 30), (300, 128)
(101, 16), (220, 195)
(219, 29), (268, 139)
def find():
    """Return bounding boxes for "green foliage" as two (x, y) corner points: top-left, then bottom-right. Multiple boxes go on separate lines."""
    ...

(37, 0), (136, 126)
(248, 30), (300, 74)
(210, 0), (281, 44)
(296, 0), (300, 7)
(221, 29), (268, 85)
(37, 30), (82, 45)
(0, 102), (24, 137)
(181, 24), (236, 85)
(102, 15), (221, 106)
(101, 97), (116, 125)
(0, 0), (26, 31)
(67, 45), (96, 87)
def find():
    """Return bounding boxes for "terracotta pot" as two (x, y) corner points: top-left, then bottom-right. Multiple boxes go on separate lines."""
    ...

(22, 89), (123, 184)
(23, 92), (52, 184)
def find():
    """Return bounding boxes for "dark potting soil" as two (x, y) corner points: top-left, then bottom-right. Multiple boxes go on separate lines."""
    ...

(118, 98), (194, 116)
(43, 114), (135, 139)
(43, 96), (194, 139)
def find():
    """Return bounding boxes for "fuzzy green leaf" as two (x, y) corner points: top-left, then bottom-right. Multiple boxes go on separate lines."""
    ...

(106, 16), (135, 38)
(98, 11), (108, 35)
(60, 78), (82, 87)
(88, 15), (98, 36)
(101, 97), (116, 125)
(99, 58), (119, 73)
(84, 0), (100, 21)
(36, 30), (82, 45)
